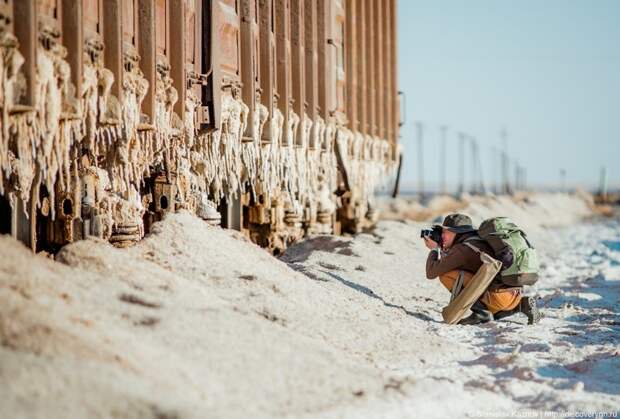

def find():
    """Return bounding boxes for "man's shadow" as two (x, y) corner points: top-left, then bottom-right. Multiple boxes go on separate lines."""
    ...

(321, 270), (439, 323)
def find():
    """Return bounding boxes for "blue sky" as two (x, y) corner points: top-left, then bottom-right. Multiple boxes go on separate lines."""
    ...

(396, 0), (620, 192)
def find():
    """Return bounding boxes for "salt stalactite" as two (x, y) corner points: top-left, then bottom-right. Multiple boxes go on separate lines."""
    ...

(346, 131), (364, 198)
(294, 113), (313, 208)
(79, 47), (148, 244)
(175, 85), (228, 214)
(357, 135), (375, 208)
(117, 61), (148, 195)
(206, 91), (248, 203)
(316, 120), (337, 219)
(31, 29), (84, 219)
(307, 116), (325, 192)
(190, 131), (213, 194)
(257, 105), (284, 204)
(304, 116), (324, 219)
(176, 88), (202, 206)
(0, 28), (26, 198)
(232, 91), (249, 194)
(321, 121), (338, 196)
(281, 109), (300, 202)
(153, 59), (179, 181)
(82, 61), (100, 155)
(334, 129), (394, 218)
(82, 38), (123, 164)
(240, 100), (267, 198)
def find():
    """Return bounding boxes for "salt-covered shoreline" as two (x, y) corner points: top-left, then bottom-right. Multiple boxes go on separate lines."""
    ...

(1, 193), (618, 418)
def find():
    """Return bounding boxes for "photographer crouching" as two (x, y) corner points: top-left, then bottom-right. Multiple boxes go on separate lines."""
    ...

(423, 213), (541, 325)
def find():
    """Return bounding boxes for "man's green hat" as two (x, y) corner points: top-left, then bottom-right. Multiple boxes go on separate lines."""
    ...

(436, 213), (477, 234)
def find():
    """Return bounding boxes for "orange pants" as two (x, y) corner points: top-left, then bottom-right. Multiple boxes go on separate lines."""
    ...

(439, 270), (522, 314)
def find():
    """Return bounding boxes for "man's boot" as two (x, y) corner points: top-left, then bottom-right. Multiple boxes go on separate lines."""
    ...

(458, 301), (493, 325)
(520, 296), (541, 325)
(494, 296), (541, 325)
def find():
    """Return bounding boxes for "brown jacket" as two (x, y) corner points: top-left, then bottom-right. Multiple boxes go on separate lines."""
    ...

(426, 232), (500, 285)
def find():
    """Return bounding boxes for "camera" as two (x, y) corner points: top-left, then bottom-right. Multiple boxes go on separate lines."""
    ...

(420, 225), (443, 245)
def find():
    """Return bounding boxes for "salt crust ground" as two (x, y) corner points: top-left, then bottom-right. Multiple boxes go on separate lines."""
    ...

(0, 193), (618, 418)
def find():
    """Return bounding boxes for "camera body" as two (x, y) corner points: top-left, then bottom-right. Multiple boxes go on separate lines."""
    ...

(420, 225), (443, 245)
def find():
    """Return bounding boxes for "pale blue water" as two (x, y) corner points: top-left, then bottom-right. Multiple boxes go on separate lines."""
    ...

(603, 240), (620, 252)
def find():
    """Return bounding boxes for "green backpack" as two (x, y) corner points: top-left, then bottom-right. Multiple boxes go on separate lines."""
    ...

(477, 217), (539, 286)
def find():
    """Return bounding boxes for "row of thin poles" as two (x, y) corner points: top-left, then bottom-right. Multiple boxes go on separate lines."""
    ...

(414, 122), (528, 197)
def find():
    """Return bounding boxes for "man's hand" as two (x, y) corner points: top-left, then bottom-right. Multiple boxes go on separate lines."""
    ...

(424, 236), (439, 250)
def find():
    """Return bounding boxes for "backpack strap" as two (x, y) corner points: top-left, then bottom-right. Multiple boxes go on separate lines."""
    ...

(520, 230), (535, 249)
(463, 238), (503, 275)
(463, 241), (482, 254)
(462, 236), (484, 254)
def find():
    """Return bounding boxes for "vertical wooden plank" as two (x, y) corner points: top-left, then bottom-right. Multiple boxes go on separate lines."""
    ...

(258, 0), (275, 142)
(190, 0), (201, 101)
(334, 0), (345, 117)
(364, 0), (374, 136)
(82, 0), (100, 34)
(290, 0), (304, 145)
(345, 0), (357, 131)
(38, 0), (59, 18)
(122, 0), (135, 44)
(194, 0), (201, 77)
(215, 0), (241, 83)
(138, 0), (156, 121)
(303, 0), (317, 120)
(374, 0), (384, 140)
(391, 0), (399, 153)
(155, 0), (168, 57)
(275, 0), (290, 145)
(185, 0), (195, 68)
(356, 0), (366, 135)
(103, 0), (122, 100)
(304, 0), (318, 148)
(383, 0), (393, 145)
(13, 0), (36, 106)
(240, 0), (259, 139)
(170, 0), (185, 118)
(62, 0), (83, 97)
(316, 0), (326, 120)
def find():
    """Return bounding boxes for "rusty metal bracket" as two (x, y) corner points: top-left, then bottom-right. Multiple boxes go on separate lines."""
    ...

(327, 38), (340, 117)
(187, 68), (212, 88)
(398, 90), (406, 127)
(197, 106), (210, 124)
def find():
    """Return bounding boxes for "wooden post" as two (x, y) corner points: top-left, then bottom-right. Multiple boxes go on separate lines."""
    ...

(290, 0), (304, 146)
(169, 0), (185, 119)
(13, 0), (36, 106)
(138, 0), (156, 121)
(304, 0), (318, 147)
(240, 0), (260, 141)
(391, 0), (399, 157)
(356, 0), (366, 136)
(345, 0), (357, 131)
(364, 0), (375, 136)
(103, 0), (123, 101)
(258, 0), (275, 142)
(374, 0), (384, 140)
(62, 0), (83, 97)
(316, 0), (327, 120)
(275, 0), (291, 145)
